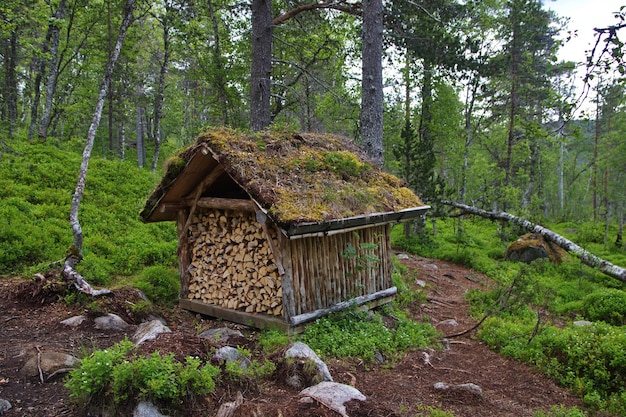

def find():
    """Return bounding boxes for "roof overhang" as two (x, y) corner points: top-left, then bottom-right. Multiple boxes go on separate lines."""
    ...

(283, 205), (431, 239)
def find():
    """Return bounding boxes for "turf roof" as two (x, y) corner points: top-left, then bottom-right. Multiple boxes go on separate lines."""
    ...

(142, 127), (424, 228)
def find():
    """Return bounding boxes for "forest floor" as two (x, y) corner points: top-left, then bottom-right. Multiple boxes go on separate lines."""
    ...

(0, 254), (586, 417)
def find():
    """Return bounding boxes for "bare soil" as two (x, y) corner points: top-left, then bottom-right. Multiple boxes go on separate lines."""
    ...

(0, 254), (587, 417)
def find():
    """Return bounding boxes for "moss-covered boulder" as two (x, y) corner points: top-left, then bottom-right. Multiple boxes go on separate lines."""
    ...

(504, 233), (567, 264)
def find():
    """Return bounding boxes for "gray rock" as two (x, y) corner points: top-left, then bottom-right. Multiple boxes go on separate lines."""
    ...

(285, 342), (333, 383)
(423, 263), (439, 270)
(0, 398), (11, 414)
(396, 253), (409, 260)
(415, 280), (427, 288)
(132, 320), (171, 345)
(133, 401), (169, 417)
(199, 327), (244, 343)
(374, 350), (385, 365)
(60, 315), (87, 327)
(436, 319), (459, 328)
(299, 382), (365, 416)
(20, 352), (79, 377)
(573, 320), (593, 327)
(433, 381), (483, 397)
(213, 346), (252, 368)
(94, 313), (130, 331)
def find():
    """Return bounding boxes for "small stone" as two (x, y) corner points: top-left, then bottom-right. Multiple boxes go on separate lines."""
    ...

(374, 350), (385, 365)
(199, 327), (244, 343)
(133, 401), (169, 417)
(20, 352), (79, 377)
(299, 382), (365, 416)
(94, 313), (130, 331)
(423, 263), (439, 270)
(132, 320), (171, 345)
(60, 315), (87, 327)
(436, 319), (459, 328)
(415, 280), (427, 288)
(0, 398), (12, 414)
(573, 320), (593, 327)
(285, 342), (333, 383)
(213, 346), (252, 369)
(396, 253), (409, 260)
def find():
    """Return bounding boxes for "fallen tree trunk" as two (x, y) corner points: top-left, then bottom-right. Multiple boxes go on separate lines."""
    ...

(442, 200), (626, 284)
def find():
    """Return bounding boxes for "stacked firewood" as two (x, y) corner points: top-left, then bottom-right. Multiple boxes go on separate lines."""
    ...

(186, 209), (283, 316)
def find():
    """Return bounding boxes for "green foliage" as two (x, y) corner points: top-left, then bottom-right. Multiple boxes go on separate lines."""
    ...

(582, 289), (626, 326)
(132, 265), (180, 305)
(66, 340), (220, 407)
(258, 328), (290, 353)
(0, 140), (177, 279)
(299, 305), (438, 362)
(533, 405), (587, 417)
(479, 319), (626, 414)
(65, 339), (135, 403)
(394, 217), (626, 415)
(110, 353), (219, 403)
(414, 404), (456, 417)
(224, 356), (276, 381)
(392, 256), (425, 307)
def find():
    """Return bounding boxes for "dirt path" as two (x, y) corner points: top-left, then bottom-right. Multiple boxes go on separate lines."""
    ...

(0, 255), (584, 417)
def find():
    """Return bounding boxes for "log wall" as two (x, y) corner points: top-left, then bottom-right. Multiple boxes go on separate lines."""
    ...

(286, 225), (392, 315)
(185, 208), (283, 316)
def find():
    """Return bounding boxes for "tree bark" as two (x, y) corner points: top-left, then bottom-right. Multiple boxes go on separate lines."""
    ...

(360, 0), (384, 167)
(151, 7), (171, 172)
(250, 0), (273, 131)
(38, 0), (67, 139)
(64, 0), (135, 295)
(442, 200), (626, 284)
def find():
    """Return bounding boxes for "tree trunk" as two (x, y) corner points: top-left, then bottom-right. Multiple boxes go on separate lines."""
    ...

(28, 22), (55, 141)
(151, 9), (171, 172)
(38, 0), (67, 139)
(64, 0), (135, 296)
(3, 31), (19, 137)
(250, 0), (273, 131)
(442, 200), (626, 284)
(360, 0), (384, 167)
(136, 97), (145, 168)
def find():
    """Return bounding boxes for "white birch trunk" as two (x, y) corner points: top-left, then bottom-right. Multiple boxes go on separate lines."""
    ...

(64, 0), (135, 296)
(443, 200), (626, 284)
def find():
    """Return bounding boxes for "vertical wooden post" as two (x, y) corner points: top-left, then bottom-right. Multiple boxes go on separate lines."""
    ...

(177, 209), (191, 299)
(278, 232), (296, 321)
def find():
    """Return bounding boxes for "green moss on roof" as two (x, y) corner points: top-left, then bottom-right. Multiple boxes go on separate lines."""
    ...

(145, 127), (424, 227)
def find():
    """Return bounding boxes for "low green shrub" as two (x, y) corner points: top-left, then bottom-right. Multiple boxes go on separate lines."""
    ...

(479, 318), (626, 415)
(533, 405), (587, 417)
(582, 288), (626, 326)
(65, 340), (220, 408)
(299, 305), (438, 361)
(132, 265), (180, 305)
(258, 328), (290, 353)
(65, 339), (135, 403)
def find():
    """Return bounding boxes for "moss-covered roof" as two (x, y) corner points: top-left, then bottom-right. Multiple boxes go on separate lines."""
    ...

(141, 128), (425, 228)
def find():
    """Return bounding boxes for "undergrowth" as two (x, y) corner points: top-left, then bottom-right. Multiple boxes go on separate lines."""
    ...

(391, 217), (626, 415)
(299, 304), (439, 362)
(0, 138), (177, 284)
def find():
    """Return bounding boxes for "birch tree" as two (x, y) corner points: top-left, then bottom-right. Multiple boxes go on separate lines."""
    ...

(64, 0), (136, 295)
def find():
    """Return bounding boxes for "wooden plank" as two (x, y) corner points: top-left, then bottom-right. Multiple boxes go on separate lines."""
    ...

(180, 299), (290, 331)
(191, 197), (256, 212)
(289, 287), (398, 326)
(278, 232), (296, 320)
(177, 209), (191, 299)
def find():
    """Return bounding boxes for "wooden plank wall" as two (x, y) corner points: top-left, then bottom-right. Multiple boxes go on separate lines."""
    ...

(287, 225), (392, 315)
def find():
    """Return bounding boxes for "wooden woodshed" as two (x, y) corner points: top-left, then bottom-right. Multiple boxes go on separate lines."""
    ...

(140, 128), (429, 331)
